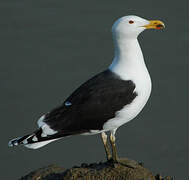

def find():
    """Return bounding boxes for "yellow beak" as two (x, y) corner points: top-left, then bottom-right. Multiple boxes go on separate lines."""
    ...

(143, 20), (165, 29)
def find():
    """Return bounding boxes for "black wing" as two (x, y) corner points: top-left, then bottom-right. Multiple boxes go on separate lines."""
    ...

(44, 70), (137, 134)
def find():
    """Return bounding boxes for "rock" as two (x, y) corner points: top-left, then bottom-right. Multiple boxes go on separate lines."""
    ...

(19, 164), (65, 180)
(19, 158), (173, 180)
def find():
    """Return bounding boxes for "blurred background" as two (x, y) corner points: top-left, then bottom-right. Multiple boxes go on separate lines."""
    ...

(0, 0), (188, 179)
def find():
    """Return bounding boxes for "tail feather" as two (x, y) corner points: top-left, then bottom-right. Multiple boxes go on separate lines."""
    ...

(8, 125), (88, 149)
(8, 134), (32, 147)
(8, 128), (60, 149)
(24, 139), (59, 149)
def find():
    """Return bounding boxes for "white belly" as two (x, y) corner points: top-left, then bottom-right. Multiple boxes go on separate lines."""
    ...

(103, 69), (152, 131)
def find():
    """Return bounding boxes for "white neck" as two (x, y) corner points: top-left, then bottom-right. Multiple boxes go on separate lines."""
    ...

(109, 36), (148, 80)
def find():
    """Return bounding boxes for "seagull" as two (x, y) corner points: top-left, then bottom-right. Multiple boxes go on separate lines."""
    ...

(8, 15), (164, 162)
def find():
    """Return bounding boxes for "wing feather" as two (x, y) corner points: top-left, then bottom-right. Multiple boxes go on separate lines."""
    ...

(43, 70), (137, 133)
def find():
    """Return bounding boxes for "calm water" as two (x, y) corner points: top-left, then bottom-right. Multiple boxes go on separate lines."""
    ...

(0, 0), (188, 179)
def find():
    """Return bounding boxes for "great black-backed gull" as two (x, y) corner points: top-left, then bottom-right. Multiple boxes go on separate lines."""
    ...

(8, 15), (164, 162)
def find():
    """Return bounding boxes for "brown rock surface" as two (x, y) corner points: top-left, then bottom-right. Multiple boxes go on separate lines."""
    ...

(19, 158), (173, 180)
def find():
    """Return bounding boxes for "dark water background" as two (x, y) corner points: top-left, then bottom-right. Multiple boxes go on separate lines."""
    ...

(0, 0), (188, 179)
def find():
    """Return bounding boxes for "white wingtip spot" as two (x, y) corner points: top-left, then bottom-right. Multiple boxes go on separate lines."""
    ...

(8, 141), (14, 147)
(14, 141), (18, 145)
(8, 137), (21, 147)
(32, 136), (38, 142)
(41, 132), (47, 137)
(41, 124), (57, 137)
(23, 139), (28, 144)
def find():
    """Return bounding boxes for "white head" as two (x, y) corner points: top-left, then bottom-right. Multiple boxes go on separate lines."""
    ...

(112, 15), (165, 39)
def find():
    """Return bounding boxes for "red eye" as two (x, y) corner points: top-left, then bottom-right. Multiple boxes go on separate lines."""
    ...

(129, 20), (134, 24)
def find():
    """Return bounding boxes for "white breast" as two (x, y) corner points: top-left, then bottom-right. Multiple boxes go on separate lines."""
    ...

(103, 37), (152, 131)
(103, 66), (152, 131)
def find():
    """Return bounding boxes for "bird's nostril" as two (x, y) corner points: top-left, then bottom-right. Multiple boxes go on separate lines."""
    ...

(156, 24), (164, 29)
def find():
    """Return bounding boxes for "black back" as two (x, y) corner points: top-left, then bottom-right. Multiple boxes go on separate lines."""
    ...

(44, 70), (137, 134)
